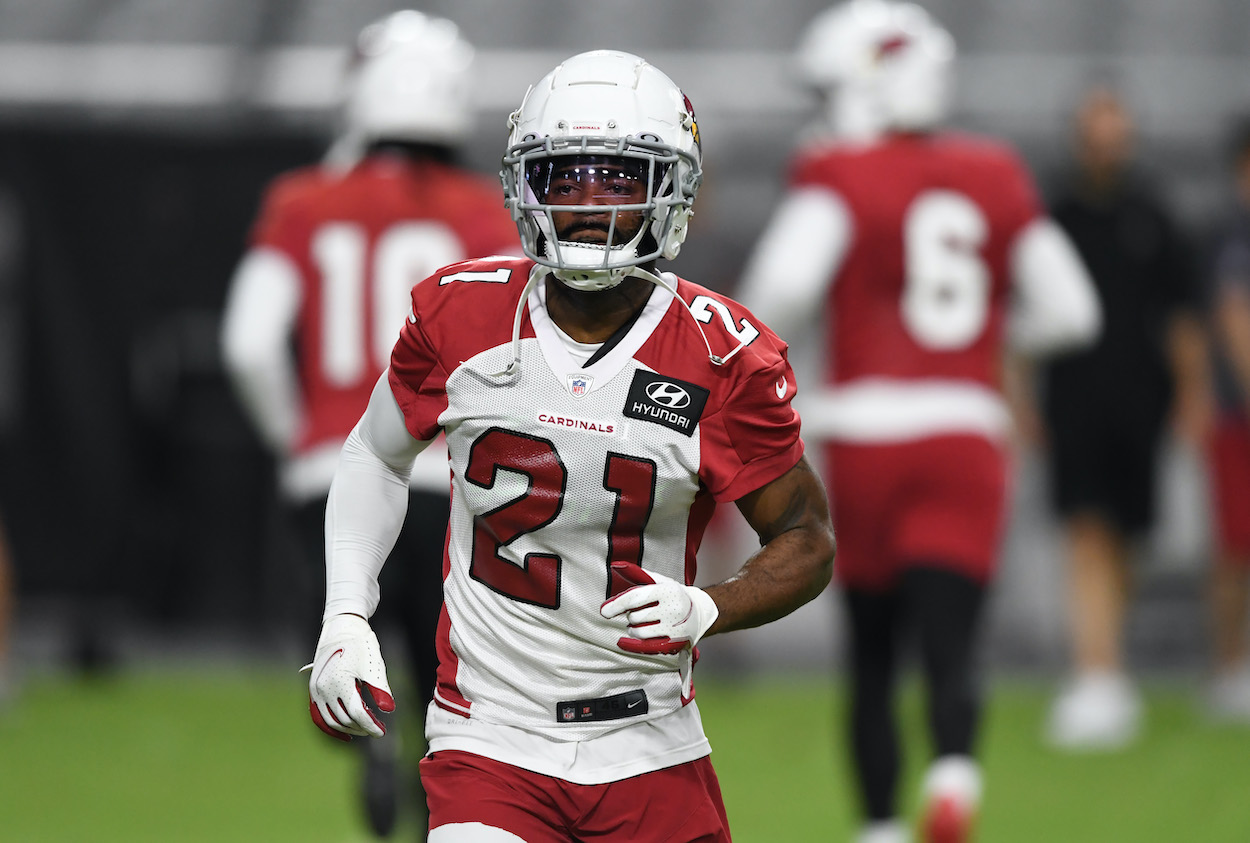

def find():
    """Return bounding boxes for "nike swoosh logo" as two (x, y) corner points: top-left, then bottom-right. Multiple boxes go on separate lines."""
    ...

(628, 698), (643, 708)
(775, 377), (787, 399)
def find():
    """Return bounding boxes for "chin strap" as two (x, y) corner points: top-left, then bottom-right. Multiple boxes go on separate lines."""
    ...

(484, 264), (546, 379)
(631, 265), (751, 368)
(487, 264), (748, 380)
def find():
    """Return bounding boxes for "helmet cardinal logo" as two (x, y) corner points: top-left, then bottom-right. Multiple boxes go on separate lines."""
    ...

(875, 33), (911, 62)
(682, 93), (701, 152)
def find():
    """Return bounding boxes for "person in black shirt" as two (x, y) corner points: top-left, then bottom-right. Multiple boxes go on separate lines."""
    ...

(1040, 83), (1208, 750)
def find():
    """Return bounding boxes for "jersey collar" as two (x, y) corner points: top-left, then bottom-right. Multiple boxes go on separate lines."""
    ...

(528, 274), (675, 395)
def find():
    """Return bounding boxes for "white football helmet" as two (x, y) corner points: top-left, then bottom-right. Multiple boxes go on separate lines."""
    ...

(500, 50), (703, 291)
(328, 10), (474, 167)
(796, 0), (954, 141)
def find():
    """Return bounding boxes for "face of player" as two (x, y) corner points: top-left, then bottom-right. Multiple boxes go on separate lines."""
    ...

(1075, 87), (1134, 179)
(529, 156), (650, 247)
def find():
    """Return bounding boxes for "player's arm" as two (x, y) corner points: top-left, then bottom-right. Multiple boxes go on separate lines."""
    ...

(601, 454), (835, 653)
(323, 373), (428, 619)
(220, 247), (304, 453)
(305, 373), (431, 741)
(737, 186), (852, 342)
(1007, 218), (1103, 355)
(705, 454), (835, 635)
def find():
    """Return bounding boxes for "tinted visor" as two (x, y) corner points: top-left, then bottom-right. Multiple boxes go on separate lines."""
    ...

(526, 155), (652, 206)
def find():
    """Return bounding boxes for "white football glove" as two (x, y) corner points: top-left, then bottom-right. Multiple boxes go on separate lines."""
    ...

(599, 561), (719, 656)
(302, 613), (394, 742)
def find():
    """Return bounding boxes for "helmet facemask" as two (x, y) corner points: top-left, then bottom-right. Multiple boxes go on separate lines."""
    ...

(488, 51), (718, 378)
(503, 135), (699, 291)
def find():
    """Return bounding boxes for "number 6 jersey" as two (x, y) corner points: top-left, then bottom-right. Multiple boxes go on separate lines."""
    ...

(386, 256), (803, 781)
(741, 132), (1101, 446)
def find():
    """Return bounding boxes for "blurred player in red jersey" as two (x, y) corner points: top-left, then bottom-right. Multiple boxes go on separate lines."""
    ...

(738, 2), (1101, 841)
(1202, 117), (1250, 723)
(221, 11), (518, 838)
(301, 50), (836, 843)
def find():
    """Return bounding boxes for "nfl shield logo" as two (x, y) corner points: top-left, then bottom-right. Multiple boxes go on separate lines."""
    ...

(560, 705), (576, 721)
(568, 374), (592, 397)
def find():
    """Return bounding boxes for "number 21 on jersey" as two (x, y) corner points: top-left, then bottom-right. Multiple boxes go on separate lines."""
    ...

(465, 428), (657, 609)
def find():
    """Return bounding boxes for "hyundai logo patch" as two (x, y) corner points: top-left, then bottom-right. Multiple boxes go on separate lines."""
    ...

(624, 370), (709, 437)
(645, 381), (691, 408)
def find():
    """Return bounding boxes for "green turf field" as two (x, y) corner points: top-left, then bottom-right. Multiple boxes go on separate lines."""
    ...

(1, 669), (1248, 841)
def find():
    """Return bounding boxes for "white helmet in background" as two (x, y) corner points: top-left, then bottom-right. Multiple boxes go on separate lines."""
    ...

(500, 50), (703, 291)
(796, 0), (954, 141)
(327, 10), (474, 167)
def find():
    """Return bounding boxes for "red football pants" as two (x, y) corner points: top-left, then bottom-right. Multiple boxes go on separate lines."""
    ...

(421, 750), (732, 842)
(824, 434), (1009, 590)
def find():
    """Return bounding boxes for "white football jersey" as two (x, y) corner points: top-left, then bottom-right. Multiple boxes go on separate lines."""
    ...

(387, 256), (803, 762)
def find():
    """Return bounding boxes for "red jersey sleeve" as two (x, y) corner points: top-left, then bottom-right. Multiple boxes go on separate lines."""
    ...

(387, 287), (451, 442)
(699, 330), (805, 502)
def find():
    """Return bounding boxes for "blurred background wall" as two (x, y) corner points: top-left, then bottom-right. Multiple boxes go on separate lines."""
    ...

(0, 0), (1244, 676)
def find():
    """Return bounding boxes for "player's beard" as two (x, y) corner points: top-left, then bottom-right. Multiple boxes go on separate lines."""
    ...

(554, 211), (645, 247)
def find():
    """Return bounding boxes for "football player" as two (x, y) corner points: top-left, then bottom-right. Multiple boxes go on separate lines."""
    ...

(220, 10), (518, 838)
(1198, 117), (1250, 722)
(303, 49), (836, 842)
(737, 2), (1101, 842)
